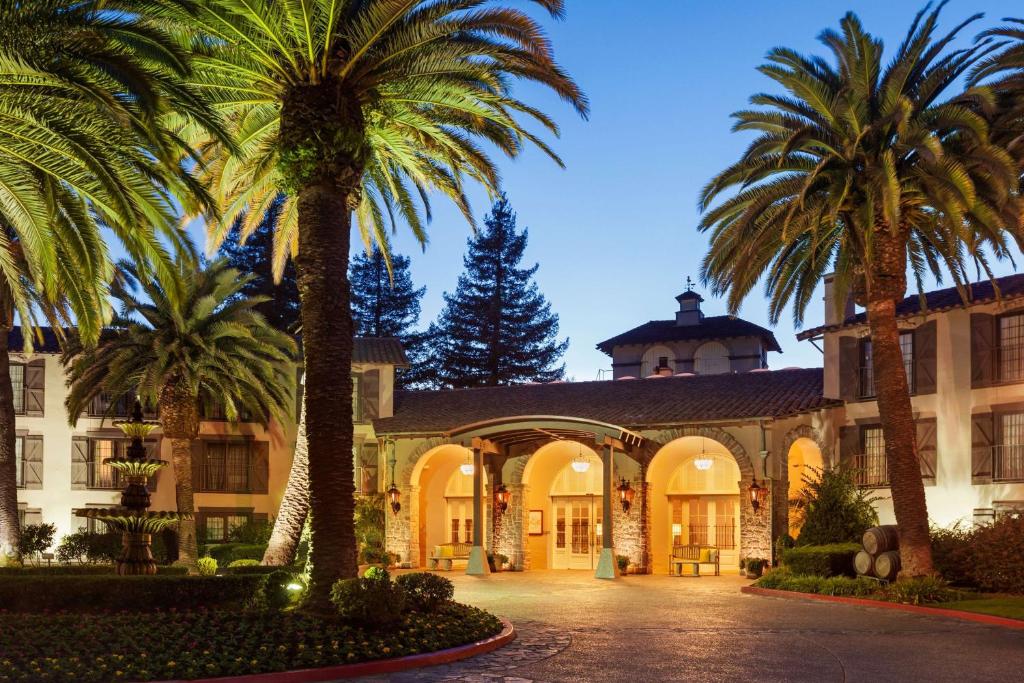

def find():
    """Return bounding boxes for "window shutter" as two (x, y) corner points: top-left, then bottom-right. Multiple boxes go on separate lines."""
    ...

(971, 313), (996, 388)
(23, 435), (43, 489)
(838, 337), (859, 401)
(24, 360), (44, 417)
(191, 441), (205, 491)
(971, 413), (995, 484)
(71, 437), (89, 490)
(360, 369), (380, 422)
(839, 426), (859, 467)
(913, 321), (937, 395)
(915, 418), (937, 486)
(249, 441), (269, 494)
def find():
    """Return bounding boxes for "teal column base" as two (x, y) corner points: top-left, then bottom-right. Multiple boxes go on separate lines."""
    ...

(466, 545), (490, 576)
(595, 547), (618, 580)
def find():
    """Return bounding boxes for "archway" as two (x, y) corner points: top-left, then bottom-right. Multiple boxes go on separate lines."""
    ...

(520, 440), (604, 570)
(694, 341), (730, 374)
(410, 444), (488, 567)
(786, 436), (824, 538)
(647, 436), (742, 573)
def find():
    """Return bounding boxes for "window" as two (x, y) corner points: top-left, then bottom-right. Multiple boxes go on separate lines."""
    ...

(13, 436), (23, 488)
(202, 401), (253, 421)
(88, 439), (123, 489)
(694, 341), (730, 375)
(859, 333), (914, 398)
(88, 392), (131, 418)
(201, 442), (252, 492)
(998, 313), (1024, 381)
(17, 506), (41, 528)
(996, 412), (1024, 482)
(355, 444), (379, 495)
(200, 511), (252, 543)
(856, 426), (888, 487)
(10, 364), (24, 414)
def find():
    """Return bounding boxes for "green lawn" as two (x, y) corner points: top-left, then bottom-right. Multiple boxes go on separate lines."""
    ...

(938, 595), (1024, 621)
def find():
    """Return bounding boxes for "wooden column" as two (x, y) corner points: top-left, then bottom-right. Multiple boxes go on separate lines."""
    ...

(466, 445), (489, 575)
(595, 441), (618, 579)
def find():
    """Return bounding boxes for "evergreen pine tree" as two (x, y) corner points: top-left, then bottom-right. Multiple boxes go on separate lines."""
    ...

(429, 196), (567, 388)
(349, 248), (428, 388)
(218, 195), (300, 332)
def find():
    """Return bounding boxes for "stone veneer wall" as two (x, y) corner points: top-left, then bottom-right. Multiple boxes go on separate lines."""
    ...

(493, 483), (527, 569)
(385, 484), (418, 566)
(739, 481), (773, 561)
(611, 480), (649, 571)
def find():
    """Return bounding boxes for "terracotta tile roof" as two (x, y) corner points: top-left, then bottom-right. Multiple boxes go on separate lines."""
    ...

(353, 337), (409, 367)
(797, 273), (1024, 340)
(8, 326), (62, 354)
(596, 316), (782, 355)
(374, 368), (834, 435)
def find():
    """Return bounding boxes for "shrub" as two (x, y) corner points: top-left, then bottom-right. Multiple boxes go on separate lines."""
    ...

(794, 466), (879, 546)
(882, 576), (958, 605)
(775, 533), (795, 562)
(228, 559), (260, 568)
(197, 557), (218, 576)
(363, 565), (388, 580)
(17, 523), (56, 562)
(331, 573), (406, 626)
(222, 564), (284, 576)
(781, 543), (860, 577)
(616, 554), (629, 571)
(396, 572), (454, 612)
(206, 543), (267, 566)
(355, 494), (386, 565)
(755, 569), (877, 596)
(0, 565), (187, 576)
(256, 569), (299, 610)
(969, 515), (1024, 594)
(930, 523), (975, 587)
(55, 531), (136, 565)
(0, 574), (264, 612)
(227, 519), (274, 545)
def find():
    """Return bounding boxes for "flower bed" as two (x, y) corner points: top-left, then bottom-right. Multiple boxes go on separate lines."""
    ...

(0, 604), (502, 682)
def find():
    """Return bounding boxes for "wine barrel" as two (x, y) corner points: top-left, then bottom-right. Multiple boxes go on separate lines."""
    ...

(874, 550), (901, 581)
(854, 550), (875, 577)
(862, 525), (899, 555)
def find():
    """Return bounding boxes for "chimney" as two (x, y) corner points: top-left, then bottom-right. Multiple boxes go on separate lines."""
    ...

(823, 273), (854, 326)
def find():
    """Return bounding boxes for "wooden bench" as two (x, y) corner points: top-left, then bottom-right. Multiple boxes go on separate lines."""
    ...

(427, 542), (471, 570)
(670, 545), (720, 576)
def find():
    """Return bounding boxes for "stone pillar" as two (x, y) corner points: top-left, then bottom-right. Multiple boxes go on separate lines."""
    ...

(385, 484), (418, 567)
(612, 481), (643, 571)
(595, 442), (617, 579)
(466, 446), (489, 575)
(739, 480), (772, 562)
(493, 483), (526, 570)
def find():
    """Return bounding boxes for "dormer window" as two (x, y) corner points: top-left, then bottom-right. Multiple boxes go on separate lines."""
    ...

(694, 341), (730, 375)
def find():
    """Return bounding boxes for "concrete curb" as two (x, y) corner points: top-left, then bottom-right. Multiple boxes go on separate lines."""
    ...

(162, 618), (515, 683)
(741, 586), (1024, 630)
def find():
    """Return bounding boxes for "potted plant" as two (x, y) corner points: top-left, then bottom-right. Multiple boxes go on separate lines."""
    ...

(616, 554), (629, 574)
(745, 557), (766, 579)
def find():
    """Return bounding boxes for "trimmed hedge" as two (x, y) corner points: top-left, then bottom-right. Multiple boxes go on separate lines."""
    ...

(781, 543), (860, 577)
(0, 565), (187, 576)
(205, 543), (267, 566)
(755, 570), (878, 597)
(221, 564), (287, 575)
(0, 574), (263, 612)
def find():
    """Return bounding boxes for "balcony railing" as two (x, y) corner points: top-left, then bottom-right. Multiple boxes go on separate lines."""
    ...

(854, 452), (889, 487)
(993, 444), (1024, 482)
(997, 344), (1024, 383)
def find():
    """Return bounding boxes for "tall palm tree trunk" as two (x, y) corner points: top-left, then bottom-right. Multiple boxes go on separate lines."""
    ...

(866, 295), (934, 577)
(282, 80), (362, 609)
(0, 309), (20, 566)
(263, 396), (308, 566)
(160, 381), (200, 569)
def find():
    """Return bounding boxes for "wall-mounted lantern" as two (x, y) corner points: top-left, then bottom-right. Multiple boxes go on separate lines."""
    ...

(387, 483), (401, 515)
(749, 478), (768, 512)
(617, 478), (635, 513)
(495, 483), (511, 514)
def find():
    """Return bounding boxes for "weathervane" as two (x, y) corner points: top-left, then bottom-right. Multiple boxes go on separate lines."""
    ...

(685, 276), (694, 292)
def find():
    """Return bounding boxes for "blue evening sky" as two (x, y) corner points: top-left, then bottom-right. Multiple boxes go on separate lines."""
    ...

(190, 1), (1024, 380)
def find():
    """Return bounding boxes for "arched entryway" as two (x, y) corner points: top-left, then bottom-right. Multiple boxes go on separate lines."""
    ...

(786, 436), (824, 538)
(647, 433), (750, 573)
(409, 443), (488, 568)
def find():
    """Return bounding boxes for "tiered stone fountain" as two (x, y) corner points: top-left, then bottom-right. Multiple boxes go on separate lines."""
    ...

(75, 401), (186, 575)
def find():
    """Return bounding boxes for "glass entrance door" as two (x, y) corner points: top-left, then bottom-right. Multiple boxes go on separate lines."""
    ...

(551, 497), (602, 569)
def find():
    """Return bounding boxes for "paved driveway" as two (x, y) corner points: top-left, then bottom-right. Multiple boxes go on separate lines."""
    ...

(359, 571), (1024, 682)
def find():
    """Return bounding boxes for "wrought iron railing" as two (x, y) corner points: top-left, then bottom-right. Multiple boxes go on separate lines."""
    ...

(993, 444), (1024, 482)
(854, 452), (889, 487)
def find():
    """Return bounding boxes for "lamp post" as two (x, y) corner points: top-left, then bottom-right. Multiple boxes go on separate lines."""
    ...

(386, 440), (401, 514)
(616, 478), (635, 513)
(495, 483), (511, 514)
(749, 478), (768, 512)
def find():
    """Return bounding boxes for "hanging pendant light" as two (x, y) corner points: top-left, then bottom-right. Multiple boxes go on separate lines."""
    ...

(693, 437), (713, 471)
(460, 452), (474, 476)
(571, 442), (590, 473)
(387, 483), (401, 515)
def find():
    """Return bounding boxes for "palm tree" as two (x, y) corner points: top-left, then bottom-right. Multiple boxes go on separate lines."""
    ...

(0, 0), (220, 564)
(64, 256), (297, 568)
(166, 0), (587, 604)
(971, 19), (1024, 162)
(698, 6), (1024, 577)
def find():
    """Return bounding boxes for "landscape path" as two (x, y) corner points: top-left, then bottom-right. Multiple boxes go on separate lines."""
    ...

(355, 570), (1024, 682)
